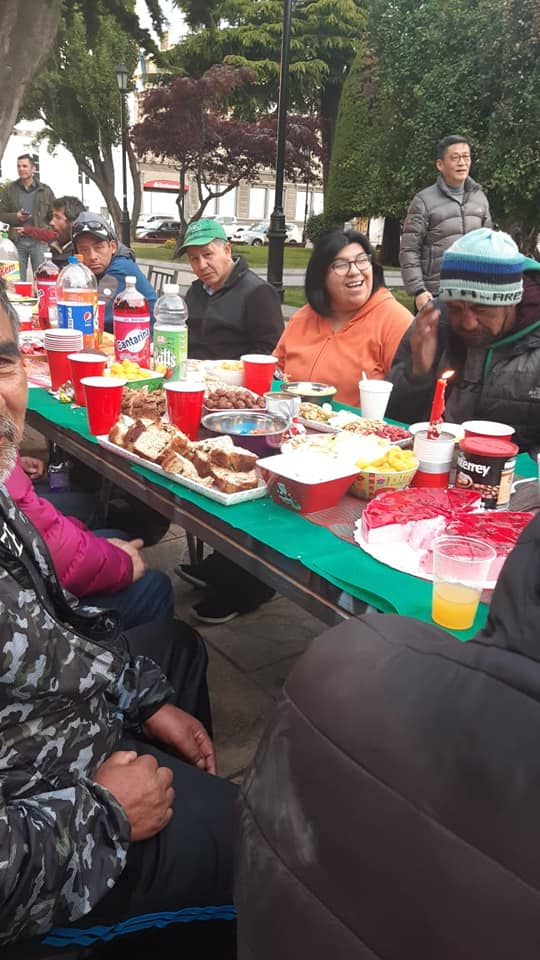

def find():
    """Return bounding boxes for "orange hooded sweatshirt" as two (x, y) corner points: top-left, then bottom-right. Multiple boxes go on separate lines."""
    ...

(274, 287), (413, 407)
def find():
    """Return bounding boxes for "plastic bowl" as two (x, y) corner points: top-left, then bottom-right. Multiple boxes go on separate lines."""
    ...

(281, 381), (337, 405)
(257, 453), (359, 513)
(349, 461), (418, 501)
(201, 411), (288, 457)
(123, 371), (164, 392)
(205, 360), (244, 387)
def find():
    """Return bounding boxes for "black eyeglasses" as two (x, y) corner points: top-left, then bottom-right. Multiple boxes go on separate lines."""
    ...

(330, 253), (372, 275)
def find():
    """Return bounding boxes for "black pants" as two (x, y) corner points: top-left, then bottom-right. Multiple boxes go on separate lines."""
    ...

(63, 622), (235, 928)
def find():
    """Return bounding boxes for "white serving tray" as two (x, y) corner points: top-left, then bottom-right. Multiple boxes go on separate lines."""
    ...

(97, 436), (268, 506)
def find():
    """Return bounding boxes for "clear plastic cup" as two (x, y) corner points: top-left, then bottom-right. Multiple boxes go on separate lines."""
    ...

(431, 535), (496, 630)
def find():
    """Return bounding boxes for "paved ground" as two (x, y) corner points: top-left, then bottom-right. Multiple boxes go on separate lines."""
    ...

(145, 526), (323, 780)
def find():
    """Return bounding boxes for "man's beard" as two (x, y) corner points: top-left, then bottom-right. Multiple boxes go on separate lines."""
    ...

(0, 416), (17, 482)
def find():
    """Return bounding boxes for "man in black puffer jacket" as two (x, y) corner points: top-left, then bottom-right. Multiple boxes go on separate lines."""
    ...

(236, 509), (540, 959)
(388, 227), (540, 453)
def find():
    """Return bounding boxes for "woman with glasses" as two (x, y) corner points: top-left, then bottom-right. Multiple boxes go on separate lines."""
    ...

(274, 230), (412, 406)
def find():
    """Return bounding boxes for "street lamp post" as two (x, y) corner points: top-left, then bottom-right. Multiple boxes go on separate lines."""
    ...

(266, 0), (293, 300)
(115, 63), (131, 247)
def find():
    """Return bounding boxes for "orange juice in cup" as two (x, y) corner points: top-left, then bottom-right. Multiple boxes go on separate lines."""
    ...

(431, 536), (496, 630)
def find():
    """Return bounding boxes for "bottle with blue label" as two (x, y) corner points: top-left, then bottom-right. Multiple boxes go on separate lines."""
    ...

(56, 255), (97, 349)
(153, 283), (189, 381)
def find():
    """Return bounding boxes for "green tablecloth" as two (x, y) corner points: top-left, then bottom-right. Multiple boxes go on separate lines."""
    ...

(27, 388), (538, 639)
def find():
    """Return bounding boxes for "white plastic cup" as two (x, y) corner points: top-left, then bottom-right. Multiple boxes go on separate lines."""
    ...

(359, 379), (393, 419)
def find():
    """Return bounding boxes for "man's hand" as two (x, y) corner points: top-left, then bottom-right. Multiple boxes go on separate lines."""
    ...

(415, 290), (433, 311)
(409, 301), (441, 377)
(20, 455), (46, 481)
(13, 226), (26, 236)
(143, 704), (217, 775)
(106, 537), (146, 581)
(94, 750), (175, 841)
(16, 208), (31, 222)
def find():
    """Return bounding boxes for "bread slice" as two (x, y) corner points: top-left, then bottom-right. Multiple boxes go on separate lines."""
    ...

(108, 421), (129, 446)
(210, 466), (259, 494)
(133, 424), (177, 463)
(208, 443), (258, 473)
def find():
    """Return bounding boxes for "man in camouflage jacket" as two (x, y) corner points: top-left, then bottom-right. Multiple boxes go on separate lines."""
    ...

(0, 286), (235, 946)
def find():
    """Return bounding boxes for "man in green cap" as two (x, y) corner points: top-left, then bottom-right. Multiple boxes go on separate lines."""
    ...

(176, 218), (284, 623)
(180, 217), (284, 359)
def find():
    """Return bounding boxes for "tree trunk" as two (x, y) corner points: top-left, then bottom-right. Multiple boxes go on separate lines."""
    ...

(0, 0), (59, 159)
(127, 141), (141, 241)
(380, 216), (401, 268)
(78, 148), (122, 239)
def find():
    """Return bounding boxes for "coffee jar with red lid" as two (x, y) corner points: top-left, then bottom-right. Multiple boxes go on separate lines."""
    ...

(455, 437), (519, 510)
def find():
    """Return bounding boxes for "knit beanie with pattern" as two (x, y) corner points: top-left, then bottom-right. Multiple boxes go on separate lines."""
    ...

(439, 228), (525, 305)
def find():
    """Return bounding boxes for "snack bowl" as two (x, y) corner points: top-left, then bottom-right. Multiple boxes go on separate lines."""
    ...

(349, 461), (419, 501)
(281, 381), (337, 405)
(205, 359), (244, 387)
(201, 411), (288, 457)
(257, 452), (359, 514)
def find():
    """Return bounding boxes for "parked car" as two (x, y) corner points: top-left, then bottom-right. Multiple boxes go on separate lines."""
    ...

(233, 221), (303, 246)
(208, 214), (238, 239)
(137, 214), (170, 231)
(136, 220), (181, 243)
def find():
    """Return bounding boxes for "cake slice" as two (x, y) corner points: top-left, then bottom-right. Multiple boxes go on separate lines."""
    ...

(208, 444), (258, 473)
(210, 466), (259, 494)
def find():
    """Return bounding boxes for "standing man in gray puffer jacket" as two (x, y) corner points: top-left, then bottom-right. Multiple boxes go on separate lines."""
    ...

(400, 134), (492, 313)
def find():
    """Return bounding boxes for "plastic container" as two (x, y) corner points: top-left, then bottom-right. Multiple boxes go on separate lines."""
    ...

(56, 256), (97, 350)
(411, 429), (457, 489)
(35, 251), (59, 329)
(282, 381), (337, 406)
(461, 420), (515, 441)
(256, 453), (359, 514)
(454, 437), (519, 510)
(0, 231), (19, 288)
(113, 276), (151, 368)
(153, 283), (188, 382)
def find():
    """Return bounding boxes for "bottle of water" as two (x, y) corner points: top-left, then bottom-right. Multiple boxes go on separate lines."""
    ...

(56, 255), (97, 350)
(0, 231), (20, 288)
(152, 283), (189, 381)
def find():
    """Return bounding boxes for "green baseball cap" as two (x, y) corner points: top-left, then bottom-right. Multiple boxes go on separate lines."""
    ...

(179, 218), (228, 254)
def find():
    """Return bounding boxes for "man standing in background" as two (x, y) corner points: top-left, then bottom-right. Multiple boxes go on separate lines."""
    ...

(0, 154), (55, 280)
(400, 135), (492, 312)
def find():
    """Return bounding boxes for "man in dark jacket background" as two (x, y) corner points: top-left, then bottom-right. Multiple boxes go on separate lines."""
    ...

(388, 227), (540, 453)
(236, 509), (540, 959)
(400, 134), (492, 312)
(0, 153), (55, 280)
(175, 218), (284, 624)
(180, 217), (284, 360)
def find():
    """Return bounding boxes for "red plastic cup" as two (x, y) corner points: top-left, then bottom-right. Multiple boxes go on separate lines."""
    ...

(241, 354), (278, 396)
(164, 381), (206, 439)
(46, 349), (73, 390)
(81, 376), (125, 435)
(462, 420), (515, 441)
(68, 353), (107, 406)
(14, 281), (33, 298)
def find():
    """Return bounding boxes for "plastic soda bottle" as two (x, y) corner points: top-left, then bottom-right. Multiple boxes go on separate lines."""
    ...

(0, 231), (20, 288)
(113, 277), (151, 368)
(35, 251), (59, 329)
(48, 442), (71, 493)
(152, 283), (188, 381)
(56, 256), (97, 349)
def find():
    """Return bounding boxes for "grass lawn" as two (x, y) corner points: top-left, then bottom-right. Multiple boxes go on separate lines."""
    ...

(134, 242), (311, 269)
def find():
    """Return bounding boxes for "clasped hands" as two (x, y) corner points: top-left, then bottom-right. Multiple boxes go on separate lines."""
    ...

(94, 703), (216, 841)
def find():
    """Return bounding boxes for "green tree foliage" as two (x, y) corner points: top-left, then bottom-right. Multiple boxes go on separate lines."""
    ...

(326, 0), (540, 254)
(132, 64), (322, 250)
(20, 3), (147, 236)
(167, 0), (366, 180)
(0, 0), (163, 162)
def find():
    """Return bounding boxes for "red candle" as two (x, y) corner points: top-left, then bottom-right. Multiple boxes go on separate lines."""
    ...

(428, 370), (454, 428)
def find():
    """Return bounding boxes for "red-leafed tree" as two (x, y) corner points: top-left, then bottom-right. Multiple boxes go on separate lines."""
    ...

(132, 65), (323, 249)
